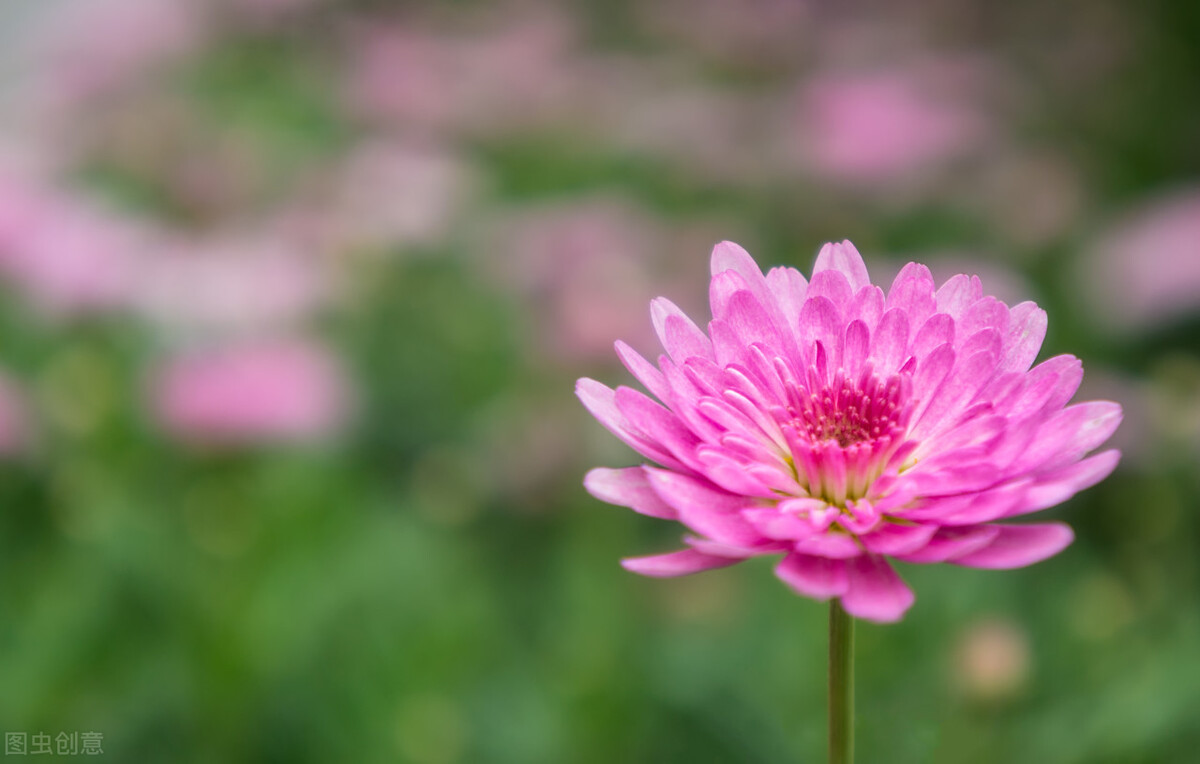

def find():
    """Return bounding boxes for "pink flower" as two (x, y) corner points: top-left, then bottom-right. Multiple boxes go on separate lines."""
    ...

(1081, 188), (1200, 331)
(151, 340), (350, 446)
(790, 70), (986, 185)
(578, 241), (1121, 622)
(26, 0), (204, 113)
(131, 234), (326, 334)
(0, 169), (146, 315)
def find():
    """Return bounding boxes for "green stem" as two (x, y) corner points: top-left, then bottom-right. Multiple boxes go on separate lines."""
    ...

(828, 600), (854, 764)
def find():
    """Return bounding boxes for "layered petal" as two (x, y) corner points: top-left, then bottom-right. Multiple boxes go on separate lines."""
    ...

(841, 555), (915, 622)
(622, 549), (742, 577)
(950, 523), (1074, 569)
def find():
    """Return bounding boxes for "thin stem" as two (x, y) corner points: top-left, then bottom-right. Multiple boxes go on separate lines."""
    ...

(828, 600), (854, 764)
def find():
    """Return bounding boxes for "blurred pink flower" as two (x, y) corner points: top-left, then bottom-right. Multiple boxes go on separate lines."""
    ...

(151, 339), (350, 446)
(316, 141), (475, 252)
(131, 233), (326, 334)
(1082, 188), (1200, 331)
(490, 200), (673, 362)
(579, 241), (1120, 622)
(345, 12), (574, 136)
(788, 69), (986, 186)
(0, 169), (146, 315)
(26, 0), (205, 113)
(875, 254), (1035, 309)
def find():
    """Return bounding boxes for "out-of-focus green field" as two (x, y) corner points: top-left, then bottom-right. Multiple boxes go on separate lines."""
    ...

(0, 1), (1198, 762)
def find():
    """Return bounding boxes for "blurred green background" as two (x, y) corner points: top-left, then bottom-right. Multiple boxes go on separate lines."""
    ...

(0, 1), (1198, 762)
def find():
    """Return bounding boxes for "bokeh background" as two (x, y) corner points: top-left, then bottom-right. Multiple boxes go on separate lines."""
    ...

(0, 1), (1197, 762)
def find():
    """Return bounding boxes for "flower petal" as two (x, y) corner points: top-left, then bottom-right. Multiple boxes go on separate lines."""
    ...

(614, 341), (670, 403)
(860, 522), (939, 555)
(584, 467), (677, 519)
(622, 549), (742, 577)
(615, 386), (702, 467)
(798, 296), (843, 374)
(711, 240), (762, 280)
(886, 262), (936, 327)
(950, 523), (1074, 569)
(776, 553), (848, 599)
(912, 313), (955, 360)
(841, 555), (915, 622)
(794, 531), (862, 559)
(892, 525), (1001, 563)
(645, 468), (764, 546)
(935, 274), (982, 319)
(1001, 301), (1048, 373)
(576, 378), (685, 469)
(724, 290), (785, 352)
(814, 240), (871, 293)
(651, 297), (712, 363)
(766, 266), (808, 335)
(1017, 449), (1121, 514)
(842, 319), (870, 379)
(870, 308), (910, 375)
(1017, 400), (1123, 473)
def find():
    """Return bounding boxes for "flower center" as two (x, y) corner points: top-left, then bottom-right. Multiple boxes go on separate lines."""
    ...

(778, 371), (912, 505)
(792, 374), (905, 448)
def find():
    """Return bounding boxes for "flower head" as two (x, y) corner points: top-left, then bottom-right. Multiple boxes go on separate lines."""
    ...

(578, 241), (1121, 622)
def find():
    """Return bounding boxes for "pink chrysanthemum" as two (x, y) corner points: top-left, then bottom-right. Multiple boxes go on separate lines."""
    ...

(578, 241), (1121, 622)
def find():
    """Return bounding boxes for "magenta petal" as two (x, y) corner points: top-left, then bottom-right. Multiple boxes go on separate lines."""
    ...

(814, 240), (871, 293)
(960, 327), (1002, 360)
(645, 468), (764, 546)
(709, 269), (750, 322)
(742, 506), (819, 541)
(576, 378), (683, 468)
(960, 297), (1009, 338)
(776, 553), (848, 599)
(847, 284), (885, 328)
(614, 341), (671, 403)
(893, 525), (1001, 563)
(615, 386), (701, 466)
(644, 467), (745, 514)
(584, 467), (677, 519)
(711, 240), (761, 279)
(807, 269), (855, 310)
(935, 274), (982, 319)
(951, 523), (1074, 569)
(766, 266), (808, 333)
(798, 296), (843, 371)
(912, 343), (956, 405)
(694, 446), (777, 497)
(1018, 449), (1121, 514)
(871, 308), (910, 375)
(911, 349), (999, 439)
(1018, 400), (1123, 472)
(842, 319), (870, 379)
(651, 298), (712, 363)
(622, 549), (742, 577)
(861, 522), (939, 555)
(886, 262), (936, 326)
(724, 290), (785, 351)
(841, 555), (915, 623)
(1001, 301), (1048, 373)
(794, 532), (862, 559)
(912, 313), (955, 359)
